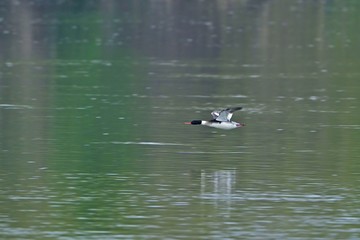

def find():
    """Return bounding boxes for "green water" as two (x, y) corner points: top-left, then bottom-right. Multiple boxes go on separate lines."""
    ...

(0, 1), (359, 239)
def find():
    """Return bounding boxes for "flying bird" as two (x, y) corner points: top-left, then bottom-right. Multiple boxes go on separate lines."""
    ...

(184, 107), (245, 130)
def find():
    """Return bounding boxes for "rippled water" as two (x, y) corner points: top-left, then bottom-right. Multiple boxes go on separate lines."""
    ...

(1, 68), (359, 239)
(1, 1), (360, 239)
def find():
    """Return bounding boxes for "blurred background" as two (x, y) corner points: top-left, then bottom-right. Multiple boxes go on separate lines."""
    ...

(0, 0), (359, 239)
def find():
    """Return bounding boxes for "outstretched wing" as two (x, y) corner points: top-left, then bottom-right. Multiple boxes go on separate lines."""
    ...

(211, 110), (221, 119)
(213, 107), (242, 121)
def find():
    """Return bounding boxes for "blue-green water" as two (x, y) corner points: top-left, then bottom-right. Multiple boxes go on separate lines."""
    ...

(0, 1), (359, 239)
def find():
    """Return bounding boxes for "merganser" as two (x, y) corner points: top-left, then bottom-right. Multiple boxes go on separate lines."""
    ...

(184, 107), (245, 130)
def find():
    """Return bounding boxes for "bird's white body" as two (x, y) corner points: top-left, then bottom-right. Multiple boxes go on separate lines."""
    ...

(185, 107), (245, 130)
(201, 120), (241, 130)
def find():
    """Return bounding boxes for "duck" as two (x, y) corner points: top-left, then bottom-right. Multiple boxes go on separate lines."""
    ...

(184, 107), (245, 130)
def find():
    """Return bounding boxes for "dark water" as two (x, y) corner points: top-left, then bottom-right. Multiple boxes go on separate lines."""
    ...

(0, 1), (359, 239)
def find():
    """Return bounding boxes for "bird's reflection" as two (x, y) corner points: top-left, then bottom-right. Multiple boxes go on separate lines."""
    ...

(200, 169), (236, 211)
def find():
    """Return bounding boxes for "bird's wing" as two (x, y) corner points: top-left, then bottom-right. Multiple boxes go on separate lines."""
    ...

(215, 107), (242, 121)
(211, 110), (221, 119)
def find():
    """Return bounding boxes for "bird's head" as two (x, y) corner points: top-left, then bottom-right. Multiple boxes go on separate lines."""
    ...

(184, 120), (202, 125)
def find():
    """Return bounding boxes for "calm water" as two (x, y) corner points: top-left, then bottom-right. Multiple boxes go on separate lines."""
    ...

(0, 1), (360, 239)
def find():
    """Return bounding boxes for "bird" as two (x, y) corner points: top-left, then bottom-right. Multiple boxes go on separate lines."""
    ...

(184, 107), (245, 130)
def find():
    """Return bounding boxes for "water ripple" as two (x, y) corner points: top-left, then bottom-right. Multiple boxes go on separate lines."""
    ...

(92, 141), (188, 146)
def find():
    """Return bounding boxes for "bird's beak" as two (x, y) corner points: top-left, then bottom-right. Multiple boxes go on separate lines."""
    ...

(184, 122), (191, 125)
(237, 123), (245, 127)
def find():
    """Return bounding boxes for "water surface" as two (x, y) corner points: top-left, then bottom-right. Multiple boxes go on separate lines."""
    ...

(0, 1), (359, 239)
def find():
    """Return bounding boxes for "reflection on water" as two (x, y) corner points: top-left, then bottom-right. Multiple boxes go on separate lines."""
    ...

(201, 169), (236, 212)
(1, 0), (360, 239)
